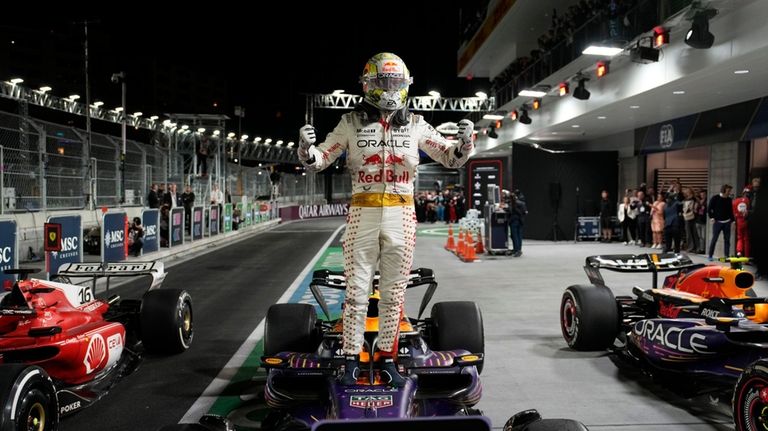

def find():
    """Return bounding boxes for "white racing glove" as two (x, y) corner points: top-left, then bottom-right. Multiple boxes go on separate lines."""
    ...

(297, 124), (317, 162)
(457, 119), (474, 153)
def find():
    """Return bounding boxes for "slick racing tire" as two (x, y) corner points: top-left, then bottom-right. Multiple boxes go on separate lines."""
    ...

(141, 289), (194, 354)
(0, 365), (58, 431)
(560, 285), (619, 351)
(733, 359), (768, 431)
(431, 301), (484, 374)
(264, 304), (317, 356)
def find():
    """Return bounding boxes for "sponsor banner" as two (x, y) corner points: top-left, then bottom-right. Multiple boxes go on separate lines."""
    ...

(102, 212), (126, 263)
(209, 205), (220, 236)
(170, 207), (185, 247)
(0, 220), (18, 284)
(245, 203), (253, 227)
(141, 209), (160, 253)
(192, 206), (204, 241)
(223, 204), (233, 232)
(47, 215), (83, 276)
(280, 203), (350, 221)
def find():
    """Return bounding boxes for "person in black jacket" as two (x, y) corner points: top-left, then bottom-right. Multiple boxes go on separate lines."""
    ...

(147, 184), (159, 209)
(707, 184), (733, 260)
(507, 193), (528, 257)
(599, 190), (614, 242)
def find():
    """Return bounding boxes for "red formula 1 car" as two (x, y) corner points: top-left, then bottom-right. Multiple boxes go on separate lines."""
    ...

(0, 262), (193, 431)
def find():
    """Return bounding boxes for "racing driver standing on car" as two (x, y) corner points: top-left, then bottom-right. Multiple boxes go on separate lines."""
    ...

(297, 53), (473, 387)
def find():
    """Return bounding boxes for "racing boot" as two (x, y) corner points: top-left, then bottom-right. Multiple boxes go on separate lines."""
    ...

(380, 357), (407, 388)
(340, 355), (360, 385)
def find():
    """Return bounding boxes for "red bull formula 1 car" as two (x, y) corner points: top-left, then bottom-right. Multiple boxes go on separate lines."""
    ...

(0, 262), (193, 431)
(559, 253), (768, 430)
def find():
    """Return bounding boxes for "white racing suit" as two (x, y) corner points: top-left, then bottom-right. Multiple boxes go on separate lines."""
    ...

(301, 110), (469, 356)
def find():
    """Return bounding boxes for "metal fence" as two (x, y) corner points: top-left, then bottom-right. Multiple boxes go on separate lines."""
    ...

(0, 109), (349, 214)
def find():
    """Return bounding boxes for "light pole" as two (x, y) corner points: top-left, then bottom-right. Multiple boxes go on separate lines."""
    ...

(111, 71), (126, 204)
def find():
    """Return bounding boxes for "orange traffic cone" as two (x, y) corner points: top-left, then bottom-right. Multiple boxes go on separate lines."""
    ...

(456, 228), (465, 257)
(475, 229), (485, 254)
(462, 232), (477, 262)
(445, 224), (456, 252)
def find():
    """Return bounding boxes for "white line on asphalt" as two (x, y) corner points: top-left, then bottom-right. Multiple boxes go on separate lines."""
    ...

(178, 223), (345, 424)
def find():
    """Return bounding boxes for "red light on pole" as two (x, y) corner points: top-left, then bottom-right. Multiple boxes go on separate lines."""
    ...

(596, 61), (609, 78)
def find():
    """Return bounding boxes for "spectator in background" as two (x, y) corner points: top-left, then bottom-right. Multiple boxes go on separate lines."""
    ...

(682, 187), (699, 253)
(128, 217), (144, 257)
(708, 184), (734, 260)
(694, 189), (707, 254)
(197, 136), (210, 177)
(164, 184), (179, 209)
(599, 190), (614, 242)
(635, 190), (651, 247)
(618, 195), (638, 245)
(651, 193), (666, 249)
(159, 205), (170, 247)
(733, 187), (751, 257)
(210, 183), (225, 206)
(181, 185), (195, 233)
(508, 193), (528, 257)
(147, 184), (159, 209)
(663, 192), (683, 253)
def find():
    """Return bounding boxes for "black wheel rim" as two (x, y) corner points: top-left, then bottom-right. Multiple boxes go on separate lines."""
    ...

(738, 376), (768, 430)
(180, 300), (193, 346)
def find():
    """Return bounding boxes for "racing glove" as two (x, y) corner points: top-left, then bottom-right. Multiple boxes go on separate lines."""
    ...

(455, 119), (474, 156)
(298, 124), (316, 163)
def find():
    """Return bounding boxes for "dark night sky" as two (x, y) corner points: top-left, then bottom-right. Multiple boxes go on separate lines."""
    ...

(2, 2), (489, 144)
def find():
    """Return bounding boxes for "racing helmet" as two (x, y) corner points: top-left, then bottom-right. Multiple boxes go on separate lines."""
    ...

(360, 53), (412, 111)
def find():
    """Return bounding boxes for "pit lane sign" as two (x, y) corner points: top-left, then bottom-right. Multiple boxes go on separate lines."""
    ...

(46, 215), (82, 277)
(170, 207), (184, 247)
(141, 209), (159, 254)
(192, 206), (204, 241)
(209, 205), (220, 236)
(0, 220), (18, 284)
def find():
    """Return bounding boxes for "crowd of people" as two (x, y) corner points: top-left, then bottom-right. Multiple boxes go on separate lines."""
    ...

(414, 189), (468, 224)
(598, 177), (762, 275)
(146, 182), (229, 247)
(490, 0), (639, 97)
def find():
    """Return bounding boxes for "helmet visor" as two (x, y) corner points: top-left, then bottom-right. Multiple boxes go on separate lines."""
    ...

(365, 76), (411, 91)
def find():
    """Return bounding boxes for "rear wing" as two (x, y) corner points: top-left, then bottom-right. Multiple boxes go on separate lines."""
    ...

(584, 253), (697, 289)
(55, 261), (166, 291)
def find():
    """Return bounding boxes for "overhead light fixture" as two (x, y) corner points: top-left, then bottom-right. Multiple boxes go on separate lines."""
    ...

(428, 90), (441, 98)
(181, 124), (189, 130)
(532, 99), (541, 110)
(67, 94), (80, 101)
(488, 127), (499, 139)
(92, 101), (104, 107)
(114, 107), (123, 112)
(509, 110), (518, 121)
(287, 142), (295, 147)
(571, 125), (580, 128)
(9, 78), (24, 85)
(331, 89), (345, 95)
(630, 105), (640, 109)
(573, 78), (590, 100)
(597, 116), (607, 120)
(582, 45), (623, 56)
(685, 9), (717, 49)
(38, 86), (52, 93)
(558, 83), (569, 97)
(596, 61), (609, 78)
(475, 91), (488, 99)
(630, 38), (660, 64)
(265, 138), (272, 144)
(653, 27), (670, 48)
(519, 109), (532, 125)
(482, 114), (504, 121)
(132, 112), (143, 117)
(673, 90), (685, 95)
(227, 132), (236, 138)
(734, 70), (750, 74)
(197, 127), (206, 133)
(254, 137), (262, 142)
(276, 140), (284, 146)
(150, 115), (159, 120)
(241, 134), (249, 140)
(213, 130), (220, 135)
(518, 89), (547, 98)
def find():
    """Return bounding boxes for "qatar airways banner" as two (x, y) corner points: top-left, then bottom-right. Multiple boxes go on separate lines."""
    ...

(279, 203), (349, 221)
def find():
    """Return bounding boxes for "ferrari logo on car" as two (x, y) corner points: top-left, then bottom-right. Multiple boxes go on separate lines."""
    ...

(349, 395), (393, 409)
